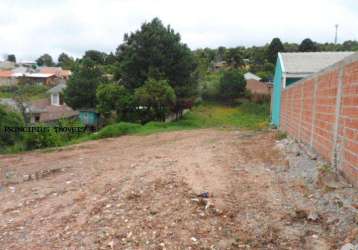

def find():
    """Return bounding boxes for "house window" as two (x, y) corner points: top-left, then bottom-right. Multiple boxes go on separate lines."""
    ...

(51, 93), (60, 106)
(35, 114), (40, 122)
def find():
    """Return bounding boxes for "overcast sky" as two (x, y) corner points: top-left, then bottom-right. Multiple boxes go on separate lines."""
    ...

(0, 0), (357, 61)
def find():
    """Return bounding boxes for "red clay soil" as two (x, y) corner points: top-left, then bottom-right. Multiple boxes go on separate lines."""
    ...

(0, 129), (356, 249)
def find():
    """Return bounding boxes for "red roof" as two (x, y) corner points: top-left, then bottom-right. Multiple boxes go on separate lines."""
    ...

(0, 70), (12, 78)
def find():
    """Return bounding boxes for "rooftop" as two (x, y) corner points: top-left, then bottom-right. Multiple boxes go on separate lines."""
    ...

(279, 52), (355, 77)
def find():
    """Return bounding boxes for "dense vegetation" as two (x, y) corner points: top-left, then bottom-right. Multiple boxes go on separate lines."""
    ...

(1, 17), (357, 153)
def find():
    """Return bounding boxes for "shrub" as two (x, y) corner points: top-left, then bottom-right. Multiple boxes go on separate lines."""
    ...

(91, 122), (141, 139)
(23, 124), (62, 150)
(0, 106), (24, 149)
(56, 118), (87, 141)
(219, 69), (246, 102)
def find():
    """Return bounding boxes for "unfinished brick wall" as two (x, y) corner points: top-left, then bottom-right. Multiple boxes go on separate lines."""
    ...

(280, 53), (358, 186)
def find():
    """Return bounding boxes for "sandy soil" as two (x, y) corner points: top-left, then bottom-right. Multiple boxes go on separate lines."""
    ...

(0, 129), (357, 249)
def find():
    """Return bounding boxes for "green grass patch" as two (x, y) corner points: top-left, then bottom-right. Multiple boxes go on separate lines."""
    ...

(1, 101), (270, 153)
(71, 101), (269, 144)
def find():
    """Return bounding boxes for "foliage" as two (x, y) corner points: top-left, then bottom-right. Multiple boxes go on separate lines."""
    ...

(83, 50), (107, 65)
(267, 38), (284, 63)
(96, 83), (133, 121)
(64, 58), (106, 110)
(275, 131), (288, 140)
(36, 53), (55, 66)
(115, 17), (198, 116)
(7, 54), (16, 63)
(219, 69), (246, 102)
(200, 71), (222, 101)
(299, 38), (318, 52)
(23, 125), (62, 150)
(0, 106), (24, 149)
(56, 118), (87, 141)
(134, 79), (176, 121)
(58, 52), (76, 70)
(224, 47), (245, 68)
(75, 101), (270, 144)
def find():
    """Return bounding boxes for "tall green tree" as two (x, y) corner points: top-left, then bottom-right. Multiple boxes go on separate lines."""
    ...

(36, 54), (55, 66)
(83, 50), (107, 65)
(64, 58), (105, 110)
(267, 38), (284, 64)
(58, 52), (75, 69)
(299, 38), (318, 52)
(7, 54), (16, 63)
(134, 79), (176, 121)
(115, 18), (198, 116)
(224, 47), (245, 68)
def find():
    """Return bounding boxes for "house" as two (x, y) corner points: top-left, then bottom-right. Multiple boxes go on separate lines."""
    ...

(244, 72), (272, 96)
(28, 83), (78, 123)
(13, 73), (58, 86)
(0, 70), (16, 85)
(271, 51), (355, 127)
(38, 67), (72, 80)
(0, 83), (78, 123)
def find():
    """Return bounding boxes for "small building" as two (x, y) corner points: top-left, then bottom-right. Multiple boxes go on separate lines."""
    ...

(271, 51), (354, 127)
(244, 72), (272, 96)
(79, 110), (100, 127)
(13, 73), (57, 86)
(38, 67), (72, 80)
(0, 70), (16, 85)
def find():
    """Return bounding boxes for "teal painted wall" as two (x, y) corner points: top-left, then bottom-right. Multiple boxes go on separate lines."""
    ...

(272, 58), (283, 126)
(286, 77), (302, 86)
(79, 111), (99, 126)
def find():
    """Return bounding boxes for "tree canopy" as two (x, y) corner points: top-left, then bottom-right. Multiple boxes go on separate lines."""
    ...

(115, 18), (198, 115)
(7, 54), (16, 63)
(219, 69), (246, 102)
(58, 53), (75, 69)
(299, 38), (318, 52)
(64, 58), (106, 110)
(267, 38), (284, 63)
(134, 79), (176, 121)
(36, 54), (55, 66)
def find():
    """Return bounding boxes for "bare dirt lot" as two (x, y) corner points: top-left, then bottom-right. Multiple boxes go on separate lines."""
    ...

(0, 129), (357, 249)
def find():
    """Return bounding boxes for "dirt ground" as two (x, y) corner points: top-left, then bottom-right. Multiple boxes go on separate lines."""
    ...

(0, 129), (357, 250)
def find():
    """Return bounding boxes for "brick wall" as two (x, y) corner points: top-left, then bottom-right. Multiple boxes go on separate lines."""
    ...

(246, 79), (272, 95)
(280, 53), (358, 186)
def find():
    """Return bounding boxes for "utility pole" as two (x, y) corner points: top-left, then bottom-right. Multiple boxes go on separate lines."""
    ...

(334, 24), (339, 44)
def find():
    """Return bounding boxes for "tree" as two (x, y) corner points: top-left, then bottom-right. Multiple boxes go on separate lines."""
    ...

(96, 83), (132, 120)
(219, 69), (246, 102)
(7, 54), (16, 63)
(267, 38), (284, 64)
(224, 47), (244, 68)
(115, 18), (197, 117)
(83, 50), (107, 65)
(134, 79), (176, 121)
(58, 52), (75, 69)
(64, 58), (106, 110)
(36, 54), (54, 66)
(299, 38), (318, 52)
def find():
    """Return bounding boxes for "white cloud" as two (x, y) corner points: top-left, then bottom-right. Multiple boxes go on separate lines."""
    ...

(0, 0), (357, 61)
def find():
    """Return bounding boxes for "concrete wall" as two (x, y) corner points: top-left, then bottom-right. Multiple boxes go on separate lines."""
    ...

(280, 52), (358, 186)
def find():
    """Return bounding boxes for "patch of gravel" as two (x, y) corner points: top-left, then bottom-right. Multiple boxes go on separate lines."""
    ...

(275, 136), (358, 248)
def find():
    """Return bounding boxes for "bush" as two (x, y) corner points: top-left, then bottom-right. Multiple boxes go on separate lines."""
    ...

(91, 122), (141, 139)
(56, 118), (87, 141)
(23, 124), (62, 150)
(219, 69), (246, 103)
(0, 106), (25, 149)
